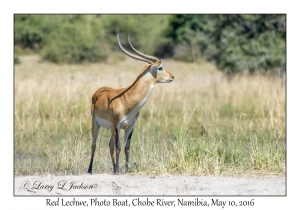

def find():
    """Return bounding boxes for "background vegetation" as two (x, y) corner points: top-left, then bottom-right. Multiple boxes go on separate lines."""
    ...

(14, 14), (286, 73)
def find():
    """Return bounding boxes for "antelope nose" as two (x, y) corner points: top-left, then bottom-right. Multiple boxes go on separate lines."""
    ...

(172, 75), (174, 80)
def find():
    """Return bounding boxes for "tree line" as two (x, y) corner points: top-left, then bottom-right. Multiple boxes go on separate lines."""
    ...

(14, 14), (286, 73)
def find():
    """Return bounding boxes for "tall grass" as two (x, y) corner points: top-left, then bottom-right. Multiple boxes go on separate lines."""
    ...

(14, 55), (286, 176)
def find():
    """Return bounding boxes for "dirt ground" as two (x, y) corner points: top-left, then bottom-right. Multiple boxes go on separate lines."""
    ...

(14, 174), (285, 196)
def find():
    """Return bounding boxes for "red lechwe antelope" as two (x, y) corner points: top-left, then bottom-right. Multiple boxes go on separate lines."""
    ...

(88, 34), (174, 174)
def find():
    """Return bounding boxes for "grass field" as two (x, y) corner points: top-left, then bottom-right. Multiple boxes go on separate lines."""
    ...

(14, 55), (286, 176)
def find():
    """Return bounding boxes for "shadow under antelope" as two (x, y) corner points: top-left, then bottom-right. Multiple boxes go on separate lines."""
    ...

(88, 34), (174, 174)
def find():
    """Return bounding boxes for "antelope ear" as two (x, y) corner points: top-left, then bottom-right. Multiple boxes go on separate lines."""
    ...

(156, 59), (162, 64)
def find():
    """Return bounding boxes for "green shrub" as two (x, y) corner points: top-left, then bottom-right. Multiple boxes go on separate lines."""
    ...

(41, 15), (109, 63)
(100, 15), (170, 57)
(14, 15), (51, 52)
(166, 14), (286, 73)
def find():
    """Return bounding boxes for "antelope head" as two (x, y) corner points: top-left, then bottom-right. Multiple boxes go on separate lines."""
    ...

(117, 34), (174, 84)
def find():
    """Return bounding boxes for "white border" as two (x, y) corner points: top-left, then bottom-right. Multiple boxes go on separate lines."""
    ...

(3, 1), (297, 209)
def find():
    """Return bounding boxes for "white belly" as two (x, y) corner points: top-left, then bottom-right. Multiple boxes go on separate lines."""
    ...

(95, 114), (137, 130)
(95, 116), (113, 129)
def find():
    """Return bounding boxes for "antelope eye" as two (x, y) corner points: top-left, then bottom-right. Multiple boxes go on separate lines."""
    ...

(158, 67), (163, 71)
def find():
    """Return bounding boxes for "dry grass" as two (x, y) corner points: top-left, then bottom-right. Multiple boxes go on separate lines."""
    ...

(14, 55), (286, 176)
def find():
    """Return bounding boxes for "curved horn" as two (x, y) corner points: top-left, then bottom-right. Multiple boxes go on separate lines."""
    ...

(127, 35), (159, 62)
(117, 34), (153, 64)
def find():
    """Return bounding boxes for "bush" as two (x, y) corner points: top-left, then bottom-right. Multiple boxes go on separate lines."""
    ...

(166, 14), (286, 73)
(41, 16), (109, 63)
(100, 15), (171, 57)
(14, 15), (51, 51)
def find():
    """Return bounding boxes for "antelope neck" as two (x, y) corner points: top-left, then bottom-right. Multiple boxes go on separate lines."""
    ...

(122, 71), (155, 113)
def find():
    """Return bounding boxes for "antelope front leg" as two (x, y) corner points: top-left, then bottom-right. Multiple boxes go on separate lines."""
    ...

(115, 128), (121, 174)
(109, 126), (121, 174)
(109, 134), (116, 174)
(124, 127), (134, 173)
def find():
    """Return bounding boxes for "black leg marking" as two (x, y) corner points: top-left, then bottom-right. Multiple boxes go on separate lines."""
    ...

(115, 128), (121, 174)
(109, 137), (116, 174)
(125, 129), (133, 173)
(116, 128), (121, 151)
(88, 145), (96, 174)
(87, 157), (94, 174)
(125, 130), (133, 151)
